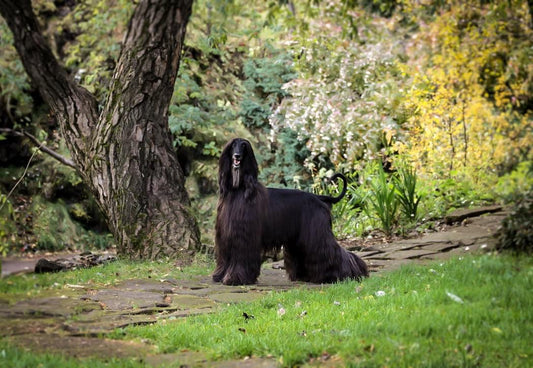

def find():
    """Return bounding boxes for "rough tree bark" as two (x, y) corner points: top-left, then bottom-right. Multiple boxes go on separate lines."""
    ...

(0, 0), (201, 260)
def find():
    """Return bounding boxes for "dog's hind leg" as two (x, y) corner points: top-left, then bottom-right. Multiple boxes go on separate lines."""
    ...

(283, 246), (309, 282)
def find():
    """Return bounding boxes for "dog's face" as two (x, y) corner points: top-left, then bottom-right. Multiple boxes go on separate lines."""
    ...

(219, 138), (258, 193)
(230, 138), (248, 169)
(229, 138), (251, 188)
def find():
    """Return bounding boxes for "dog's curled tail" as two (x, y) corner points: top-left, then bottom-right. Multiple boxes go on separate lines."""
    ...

(318, 173), (348, 205)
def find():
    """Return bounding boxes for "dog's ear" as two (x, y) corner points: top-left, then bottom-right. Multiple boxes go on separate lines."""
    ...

(241, 140), (259, 199)
(242, 140), (259, 178)
(218, 139), (236, 196)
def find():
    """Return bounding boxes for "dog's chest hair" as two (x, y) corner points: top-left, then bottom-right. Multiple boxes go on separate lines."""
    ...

(218, 193), (264, 225)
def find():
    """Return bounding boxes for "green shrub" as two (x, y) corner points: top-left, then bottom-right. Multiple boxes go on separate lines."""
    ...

(259, 129), (310, 187)
(497, 192), (533, 254)
(239, 47), (296, 129)
(494, 161), (533, 203)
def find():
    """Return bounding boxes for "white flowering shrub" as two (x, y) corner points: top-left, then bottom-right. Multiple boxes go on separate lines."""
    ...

(269, 16), (409, 173)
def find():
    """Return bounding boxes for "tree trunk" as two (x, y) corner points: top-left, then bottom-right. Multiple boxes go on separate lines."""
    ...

(0, 0), (201, 260)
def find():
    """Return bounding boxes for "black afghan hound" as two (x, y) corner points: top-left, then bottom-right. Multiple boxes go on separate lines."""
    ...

(213, 138), (368, 285)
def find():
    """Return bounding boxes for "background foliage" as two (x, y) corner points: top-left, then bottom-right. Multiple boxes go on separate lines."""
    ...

(0, 0), (531, 252)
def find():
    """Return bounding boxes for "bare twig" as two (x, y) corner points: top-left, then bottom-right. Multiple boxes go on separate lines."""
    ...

(0, 137), (42, 213)
(0, 128), (76, 169)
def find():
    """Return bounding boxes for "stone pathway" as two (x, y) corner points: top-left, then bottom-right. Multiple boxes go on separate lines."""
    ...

(356, 205), (505, 272)
(0, 205), (506, 367)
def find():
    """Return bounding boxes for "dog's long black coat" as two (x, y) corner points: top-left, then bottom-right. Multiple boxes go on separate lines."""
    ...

(213, 138), (368, 285)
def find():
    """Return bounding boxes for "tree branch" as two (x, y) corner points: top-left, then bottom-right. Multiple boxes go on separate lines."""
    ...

(0, 128), (77, 169)
(0, 0), (99, 167)
(103, 0), (193, 124)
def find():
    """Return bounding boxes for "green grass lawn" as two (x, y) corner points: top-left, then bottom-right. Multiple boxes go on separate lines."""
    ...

(1, 253), (532, 367)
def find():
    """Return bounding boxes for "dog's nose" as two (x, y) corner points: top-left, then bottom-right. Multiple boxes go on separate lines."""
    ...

(233, 153), (241, 160)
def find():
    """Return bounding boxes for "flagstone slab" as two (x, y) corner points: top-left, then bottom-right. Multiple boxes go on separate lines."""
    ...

(383, 249), (440, 260)
(416, 242), (463, 252)
(0, 317), (61, 337)
(356, 250), (385, 258)
(143, 351), (212, 368)
(10, 334), (154, 359)
(5, 296), (102, 317)
(364, 259), (391, 268)
(170, 286), (215, 297)
(170, 294), (216, 310)
(80, 289), (169, 311)
(63, 312), (160, 334)
(374, 242), (426, 252)
(118, 279), (176, 293)
(63, 306), (217, 335)
(444, 205), (502, 224)
(365, 259), (424, 272)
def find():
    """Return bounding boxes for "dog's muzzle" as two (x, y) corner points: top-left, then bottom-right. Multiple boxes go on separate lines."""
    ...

(232, 155), (241, 169)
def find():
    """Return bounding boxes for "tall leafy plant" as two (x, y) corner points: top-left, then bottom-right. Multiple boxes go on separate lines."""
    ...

(394, 164), (422, 222)
(365, 163), (398, 236)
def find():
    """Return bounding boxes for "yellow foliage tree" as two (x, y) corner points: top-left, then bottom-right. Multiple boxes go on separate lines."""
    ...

(399, 0), (532, 183)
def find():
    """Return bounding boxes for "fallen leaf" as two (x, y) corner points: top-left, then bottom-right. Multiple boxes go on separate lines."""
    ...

(446, 291), (464, 304)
